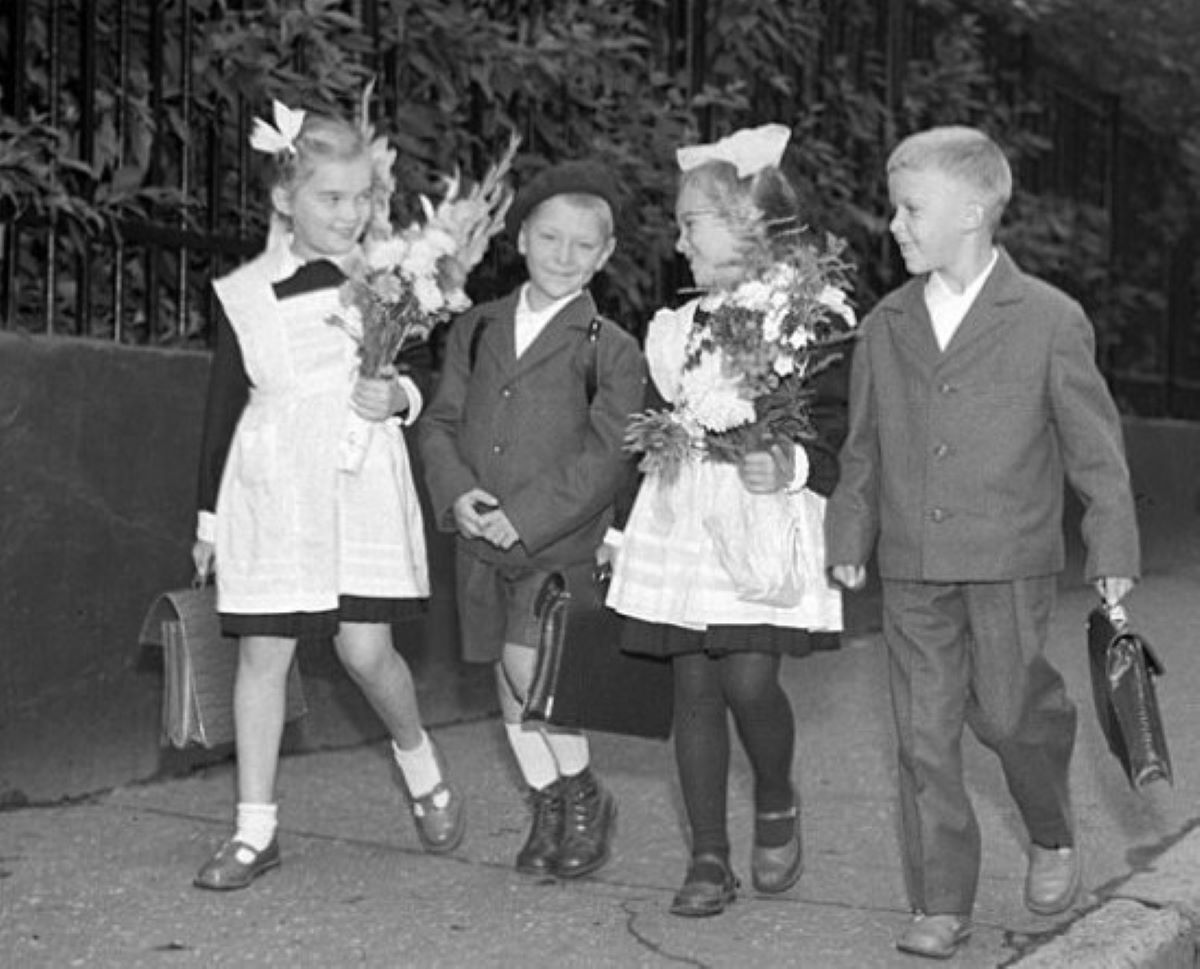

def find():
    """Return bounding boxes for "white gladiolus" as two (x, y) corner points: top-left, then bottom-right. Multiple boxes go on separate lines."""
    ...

(818, 285), (857, 326)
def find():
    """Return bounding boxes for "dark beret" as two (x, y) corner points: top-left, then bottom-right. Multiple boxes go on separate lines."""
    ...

(505, 161), (623, 236)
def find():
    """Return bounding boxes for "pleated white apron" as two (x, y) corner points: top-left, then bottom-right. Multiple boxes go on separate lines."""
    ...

(211, 257), (429, 615)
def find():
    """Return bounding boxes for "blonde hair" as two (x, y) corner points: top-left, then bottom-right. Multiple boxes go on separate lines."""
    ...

(263, 113), (375, 248)
(269, 113), (370, 193)
(887, 126), (1013, 229)
(678, 160), (804, 268)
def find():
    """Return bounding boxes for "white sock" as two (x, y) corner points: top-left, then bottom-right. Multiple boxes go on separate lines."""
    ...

(543, 730), (590, 777)
(234, 802), (278, 852)
(392, 732), (443, 799)
(505, 723), (560, 790)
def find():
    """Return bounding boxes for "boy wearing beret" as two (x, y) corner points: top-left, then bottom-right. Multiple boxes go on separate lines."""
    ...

(419, 161), (647, 878)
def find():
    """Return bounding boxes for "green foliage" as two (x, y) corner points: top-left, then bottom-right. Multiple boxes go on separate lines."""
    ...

(2, 0), (1195, 385)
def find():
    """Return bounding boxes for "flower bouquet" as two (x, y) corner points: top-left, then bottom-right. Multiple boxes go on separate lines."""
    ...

(328, 132), (520, 473)
(624, 228), (856, 483)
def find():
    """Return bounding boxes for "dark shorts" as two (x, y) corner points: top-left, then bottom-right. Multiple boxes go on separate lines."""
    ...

(220, 595), (427, 640)
(620, 618), (840, 659)
(455, 546), (598, 664)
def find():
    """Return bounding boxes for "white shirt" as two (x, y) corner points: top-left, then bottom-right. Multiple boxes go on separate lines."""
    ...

(514, 284), (580, 357)
(924, 249), (999, 351)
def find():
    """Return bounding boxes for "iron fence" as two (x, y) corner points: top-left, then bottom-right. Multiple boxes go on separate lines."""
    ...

(1, 0), (1196, 415)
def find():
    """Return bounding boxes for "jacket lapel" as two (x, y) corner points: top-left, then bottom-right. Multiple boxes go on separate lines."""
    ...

(510, 291), (597, 378)
(878, 280), (940, 375)
(939, 248), (1025, 361)
(473, 290), (520, 378)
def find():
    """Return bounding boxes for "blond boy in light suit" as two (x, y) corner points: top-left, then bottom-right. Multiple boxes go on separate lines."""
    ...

(825, 126), (1139, 960)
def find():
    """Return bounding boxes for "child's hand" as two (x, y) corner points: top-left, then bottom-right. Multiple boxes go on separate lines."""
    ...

(738, 442), (794, 494)
(831, 564), (866, 591)
(453, 489), (520, 548)
(480, 508), (520, 551)
(351, 373), (406, 422)
(1095, 576), (1134, 605)
(192, 540), (215, 581)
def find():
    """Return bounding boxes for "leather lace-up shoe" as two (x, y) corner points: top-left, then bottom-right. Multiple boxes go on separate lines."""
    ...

(896, 914), (972, 959)
(669, 853), (738, 918)
(193, 838), (280, 891)
(1025, 844), (1081, 915)
(516, 778), (566, 876)
(555, 768), (616, 879)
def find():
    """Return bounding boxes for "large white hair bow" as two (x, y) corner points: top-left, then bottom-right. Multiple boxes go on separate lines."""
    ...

(676, 123), (791, 178)
(249, 100), (306, 156)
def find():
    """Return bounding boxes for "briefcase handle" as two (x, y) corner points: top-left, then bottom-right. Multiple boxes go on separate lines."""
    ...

(1095, 599), (1165, 678)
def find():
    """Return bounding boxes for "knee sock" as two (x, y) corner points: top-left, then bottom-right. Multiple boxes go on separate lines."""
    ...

(235, 801), (278, 852)
(721, 652), (797, 847)
(543, 730), (590, 777)
(392, 731), (443, 799)
(673, 652), (731, 859)
(505, 722), (560, 791)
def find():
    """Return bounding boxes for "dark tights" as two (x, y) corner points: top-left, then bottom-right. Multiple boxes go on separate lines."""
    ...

(672, 650), (797, 859)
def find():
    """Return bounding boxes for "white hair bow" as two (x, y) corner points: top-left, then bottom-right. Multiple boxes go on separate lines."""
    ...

(249, 100), (306, 156)
(676, 123), (791, 178)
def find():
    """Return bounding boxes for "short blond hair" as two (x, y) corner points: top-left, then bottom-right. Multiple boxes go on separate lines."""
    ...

(888, 126), (1012, 230)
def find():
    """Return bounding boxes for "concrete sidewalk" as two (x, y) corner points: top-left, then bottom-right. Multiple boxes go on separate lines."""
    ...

(5, 566), (1200, 968)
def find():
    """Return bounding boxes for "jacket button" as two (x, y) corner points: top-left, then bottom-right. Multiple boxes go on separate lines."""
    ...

(939, 383), (955, 394)
(933, 443), (949, 458)
(501, 387), (512, 398)
(492, 444), (502, 454)
(930, 507), (946, 522)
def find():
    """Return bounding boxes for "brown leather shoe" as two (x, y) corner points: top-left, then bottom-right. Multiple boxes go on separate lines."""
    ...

(669, 853), (739, 917)
(1025, 845), (1081, 915)
(193, 838), (280, 891)
(555, 768), (616, 879)
(896, 914), (972, 959)
(516, 778), (566, 876)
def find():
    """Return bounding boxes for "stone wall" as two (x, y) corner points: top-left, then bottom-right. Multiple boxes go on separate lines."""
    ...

(0, 332), (493, 805)
(1, 332), (1195, 804)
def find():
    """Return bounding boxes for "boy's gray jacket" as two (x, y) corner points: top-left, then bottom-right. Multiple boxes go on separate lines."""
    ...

(419, 288), (646, 567)
(825, 248), (1140, 583)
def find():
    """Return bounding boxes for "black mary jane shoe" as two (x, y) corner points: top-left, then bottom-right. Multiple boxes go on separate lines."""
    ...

(669, 853), (739, 918)
(193, 837), (281, 891)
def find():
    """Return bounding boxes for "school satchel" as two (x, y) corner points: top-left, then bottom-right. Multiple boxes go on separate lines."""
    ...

(1086, 602), (1172, 790)
(139, 583), (307, 749)
(523, 568), (673, 739)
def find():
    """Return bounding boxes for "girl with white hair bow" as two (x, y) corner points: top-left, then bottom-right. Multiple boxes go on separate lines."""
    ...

(606, 123), (853, 917)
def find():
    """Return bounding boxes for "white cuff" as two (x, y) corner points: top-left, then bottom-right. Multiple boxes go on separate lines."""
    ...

(784, 446), (811, 494)
(603, 527), (624, 547)
(396, 375), (423, 426)
(196, 511), (217, 543)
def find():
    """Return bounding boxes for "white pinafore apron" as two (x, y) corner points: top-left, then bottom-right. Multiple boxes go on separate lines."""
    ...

(607, 299), (841, 632)
(211, 251), (428, 616)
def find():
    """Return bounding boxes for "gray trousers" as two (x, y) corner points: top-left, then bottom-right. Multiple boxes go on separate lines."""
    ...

(881, 576), (1076, 916)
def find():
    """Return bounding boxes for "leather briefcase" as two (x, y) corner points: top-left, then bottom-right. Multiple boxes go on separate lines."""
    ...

(140, 584), (307, 749)
(1086, 603), (1172, 789)
(523, 567), (673, 739)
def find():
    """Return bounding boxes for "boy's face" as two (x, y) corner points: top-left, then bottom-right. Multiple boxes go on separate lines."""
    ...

(887, 167), (981, 277)
(518, 195), (615, 311)
(273, 155), (374, 261)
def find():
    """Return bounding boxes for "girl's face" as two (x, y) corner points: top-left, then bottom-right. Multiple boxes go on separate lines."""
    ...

(674, 183), (745, 289)
(273, 155), (374, 261)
